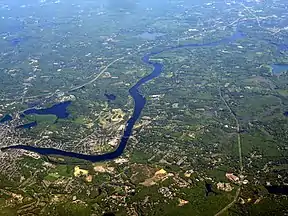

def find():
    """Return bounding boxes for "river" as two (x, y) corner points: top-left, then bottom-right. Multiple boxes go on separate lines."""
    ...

(1, 30), (245, 162)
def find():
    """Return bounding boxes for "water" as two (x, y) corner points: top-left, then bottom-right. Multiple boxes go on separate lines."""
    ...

(0, 102), (71, 127)
(265, 185), (288, 195)
(1, 29), (245, 162)
(104, 93), (116, 101)
(0, 114), (13, 123)
(22, 101), (72, 119)
(16, 121), (37, 129)
(271, 64), (288, 76)
(205, 182), (217, 197)
(11, 101), (72, 130)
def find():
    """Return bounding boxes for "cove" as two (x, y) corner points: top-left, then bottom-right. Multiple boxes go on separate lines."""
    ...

(271, 64), (288, 76)
(16, 121), (37, 129)
(0, 114), (13, 124)
(1, 30), (245, 162)
(265, 185), (288, 195)
(21, 101), (72, 119)
(14, 101), (72, 129)
(14, 101), (71, 129)
(104, 93), (116, 101)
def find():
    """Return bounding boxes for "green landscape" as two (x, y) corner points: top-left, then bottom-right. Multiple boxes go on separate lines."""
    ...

(0, 0), (288, 215)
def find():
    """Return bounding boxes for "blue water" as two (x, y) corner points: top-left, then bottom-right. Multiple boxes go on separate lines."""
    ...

(104, 93), (116, 101)
(277, 44), (288, 51)
(1, 30), (245, 162)
(16, 121), (37, 129)
(14, 102), (71, 129)
(10, 38), (22, 46)
(0, 114), (13, 123)
(265, 185), (288, 195)
(271, 64), (288, 76)
(22, 101), (72, 119)
(283, 112), (288, 117)
(6, 35), (35, 46)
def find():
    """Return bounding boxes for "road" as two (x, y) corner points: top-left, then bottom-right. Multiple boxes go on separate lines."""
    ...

(214, 87), (244, 216)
